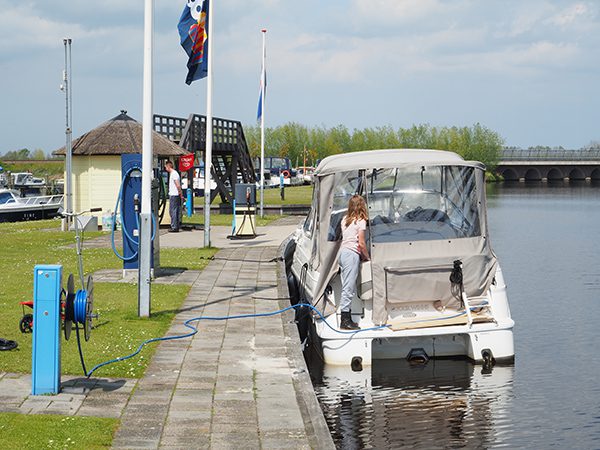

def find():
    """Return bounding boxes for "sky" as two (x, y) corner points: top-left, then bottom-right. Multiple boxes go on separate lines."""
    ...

(0, 0), (599, 154)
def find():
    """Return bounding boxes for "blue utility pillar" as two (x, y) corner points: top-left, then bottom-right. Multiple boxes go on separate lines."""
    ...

(121, 154), (143, 270)
(32, 265), (62, 395)
(121, 154), (157, 272)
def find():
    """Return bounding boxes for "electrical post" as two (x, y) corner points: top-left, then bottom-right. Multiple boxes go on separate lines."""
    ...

(138, 0), (154, 318)
(62, 38), (73, 231)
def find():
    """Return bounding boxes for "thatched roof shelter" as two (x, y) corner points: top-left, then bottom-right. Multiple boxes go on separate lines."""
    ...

(54, 111), (190, 157)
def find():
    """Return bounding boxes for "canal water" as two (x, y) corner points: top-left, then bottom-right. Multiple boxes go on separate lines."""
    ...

(306, 182), (600, 449)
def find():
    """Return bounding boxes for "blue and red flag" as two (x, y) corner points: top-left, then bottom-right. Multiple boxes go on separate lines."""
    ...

(178, 0), (209, 85)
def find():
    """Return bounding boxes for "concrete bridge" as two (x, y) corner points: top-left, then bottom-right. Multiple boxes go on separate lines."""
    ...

(496, 149), (600, 181)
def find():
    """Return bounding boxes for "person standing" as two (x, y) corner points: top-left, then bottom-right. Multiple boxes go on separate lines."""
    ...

(339, 195), (370, 330)
(165, 160), (184, 232)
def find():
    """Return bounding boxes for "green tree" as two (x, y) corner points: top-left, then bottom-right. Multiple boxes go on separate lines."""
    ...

(244, 122), (504, 169)
(31, 149), (46, 160)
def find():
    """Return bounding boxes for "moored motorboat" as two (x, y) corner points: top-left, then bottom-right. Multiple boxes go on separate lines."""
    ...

(0, 189), (64, 223)
(285, 149), (514, 366)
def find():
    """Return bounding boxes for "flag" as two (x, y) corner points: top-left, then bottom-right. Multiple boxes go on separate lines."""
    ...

(257, 46), (267, 121)
(179, 154), (195, 172)
(178, 0), (209, 85)
(257, 70), (266, 121)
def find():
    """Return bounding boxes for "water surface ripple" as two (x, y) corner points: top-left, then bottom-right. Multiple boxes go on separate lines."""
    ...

(307, 183), (600, 449)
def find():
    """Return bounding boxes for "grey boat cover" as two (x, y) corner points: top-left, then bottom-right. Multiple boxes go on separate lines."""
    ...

(310, 149), (497, 325)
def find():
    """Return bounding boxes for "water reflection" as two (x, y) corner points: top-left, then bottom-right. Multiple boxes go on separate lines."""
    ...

(305, 182), (600, 448)
(310, 353), (514, 449)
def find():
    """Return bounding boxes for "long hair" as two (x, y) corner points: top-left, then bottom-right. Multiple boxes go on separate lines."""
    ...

(344, 195), (368, 227)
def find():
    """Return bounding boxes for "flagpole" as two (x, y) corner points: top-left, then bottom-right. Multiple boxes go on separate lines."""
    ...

(259, 28), (266, 218)
(138, 0), (154, 317)
(204, 0), (214, 247)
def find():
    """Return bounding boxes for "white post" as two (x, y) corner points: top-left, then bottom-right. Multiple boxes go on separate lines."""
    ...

(63, 38), (73, 231)
(259, 28), (266, 218)
(204, 0), (215, 248)
(138, 0), (154, 317)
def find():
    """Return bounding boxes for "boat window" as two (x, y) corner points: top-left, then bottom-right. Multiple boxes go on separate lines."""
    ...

(328, 170), (364, 241)
(367, 166), (481, 243)
(0, 192), (16, 204)
(303, 186), (318, 237)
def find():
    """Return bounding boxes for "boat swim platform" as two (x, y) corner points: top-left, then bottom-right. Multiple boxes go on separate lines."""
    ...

(389, 309), (495, 331)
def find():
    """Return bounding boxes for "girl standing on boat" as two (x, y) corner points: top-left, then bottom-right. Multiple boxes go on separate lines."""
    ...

(339, 195), (370, 330)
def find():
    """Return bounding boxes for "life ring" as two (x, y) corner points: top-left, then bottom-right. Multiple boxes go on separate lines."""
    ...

(282, 170), (290, 179)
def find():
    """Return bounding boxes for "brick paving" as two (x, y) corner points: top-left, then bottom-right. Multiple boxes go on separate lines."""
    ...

(111, 246), (333, 449)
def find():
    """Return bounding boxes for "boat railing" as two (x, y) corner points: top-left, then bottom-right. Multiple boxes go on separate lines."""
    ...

(18, 195), (64, 206)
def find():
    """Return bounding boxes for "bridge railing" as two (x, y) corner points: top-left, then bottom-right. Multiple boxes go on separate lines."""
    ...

(500, 149), (600, 161)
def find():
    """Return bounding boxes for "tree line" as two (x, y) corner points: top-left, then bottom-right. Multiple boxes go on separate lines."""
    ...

(0, 148), (57, 161)
(244, 122), (504, 169)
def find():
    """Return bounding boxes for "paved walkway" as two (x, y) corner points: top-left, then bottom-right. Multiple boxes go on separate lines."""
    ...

(0, 373), (136, 417)
(111, 245), (332, 449)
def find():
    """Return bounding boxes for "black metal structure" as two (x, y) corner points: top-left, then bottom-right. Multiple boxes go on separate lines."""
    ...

(153, 113), (256, 204)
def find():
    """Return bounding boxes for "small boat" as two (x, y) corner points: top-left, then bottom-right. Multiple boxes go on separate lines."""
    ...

(285, 149), (514, 366)
(0, 166), (7, 188)
(254, 157), (302, 186)
(11, 172), (46, 187)
(296, 166), (315, 185)
(0, 189), (64, 223)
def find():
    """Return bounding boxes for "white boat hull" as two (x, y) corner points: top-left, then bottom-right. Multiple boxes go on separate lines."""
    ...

(318, 320), (514, 366)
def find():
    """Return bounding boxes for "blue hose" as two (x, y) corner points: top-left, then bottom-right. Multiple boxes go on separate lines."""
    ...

(74, 290), (88, 324)
(84, 301), (489, 378)
(85, 303), (388, 378)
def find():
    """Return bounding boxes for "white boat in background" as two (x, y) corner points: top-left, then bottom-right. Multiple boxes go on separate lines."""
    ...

(285, 149), (514, 367)
(0, 189), (63, 223)
(11, 172), (46, 188)
(296, 166), (315, 185)
(0, 166), (7, 188)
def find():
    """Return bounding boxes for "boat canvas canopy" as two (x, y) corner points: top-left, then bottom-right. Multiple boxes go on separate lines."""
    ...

(315, 149), (485, 176)
(310, 149), (497, 325)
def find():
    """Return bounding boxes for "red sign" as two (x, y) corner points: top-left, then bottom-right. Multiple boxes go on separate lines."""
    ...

(179, 154), (195, 171)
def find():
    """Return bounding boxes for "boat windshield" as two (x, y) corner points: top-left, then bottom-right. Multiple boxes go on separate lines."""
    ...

(0, 191), (16, 204)
(367, 166), (481, 243)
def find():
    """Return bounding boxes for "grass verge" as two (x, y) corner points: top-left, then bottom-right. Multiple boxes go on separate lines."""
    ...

(209, 184), (313, 206)
(0, 219), (217, 378)
(0, 413), (118, 449)
(182, 213), (282, 227)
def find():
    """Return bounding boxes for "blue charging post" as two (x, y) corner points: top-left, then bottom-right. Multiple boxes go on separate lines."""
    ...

(186, 188), (193, 217)
(32, 265), (62, 395)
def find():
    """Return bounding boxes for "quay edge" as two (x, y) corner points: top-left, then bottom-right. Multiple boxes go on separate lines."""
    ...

(277, 235), (335, 450)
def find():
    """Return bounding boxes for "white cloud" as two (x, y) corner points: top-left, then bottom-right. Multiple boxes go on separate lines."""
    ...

(352, 0), (450, 23)
(549, 2), (590, 27)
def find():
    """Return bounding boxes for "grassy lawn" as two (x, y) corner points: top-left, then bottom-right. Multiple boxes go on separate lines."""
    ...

(0, 413), (117, 449)
(208, 184), (313, 207)
(182, 213), (282, 227)
(258, 184), (313, 205)
(0, 219), (217, 378)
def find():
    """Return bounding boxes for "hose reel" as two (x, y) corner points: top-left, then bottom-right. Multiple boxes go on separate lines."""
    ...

(63, 273), (95, 342)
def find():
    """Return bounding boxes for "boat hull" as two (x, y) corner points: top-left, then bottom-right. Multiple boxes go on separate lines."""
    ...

(318, 322), (514, 366)
(0, 205), (62, 223)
